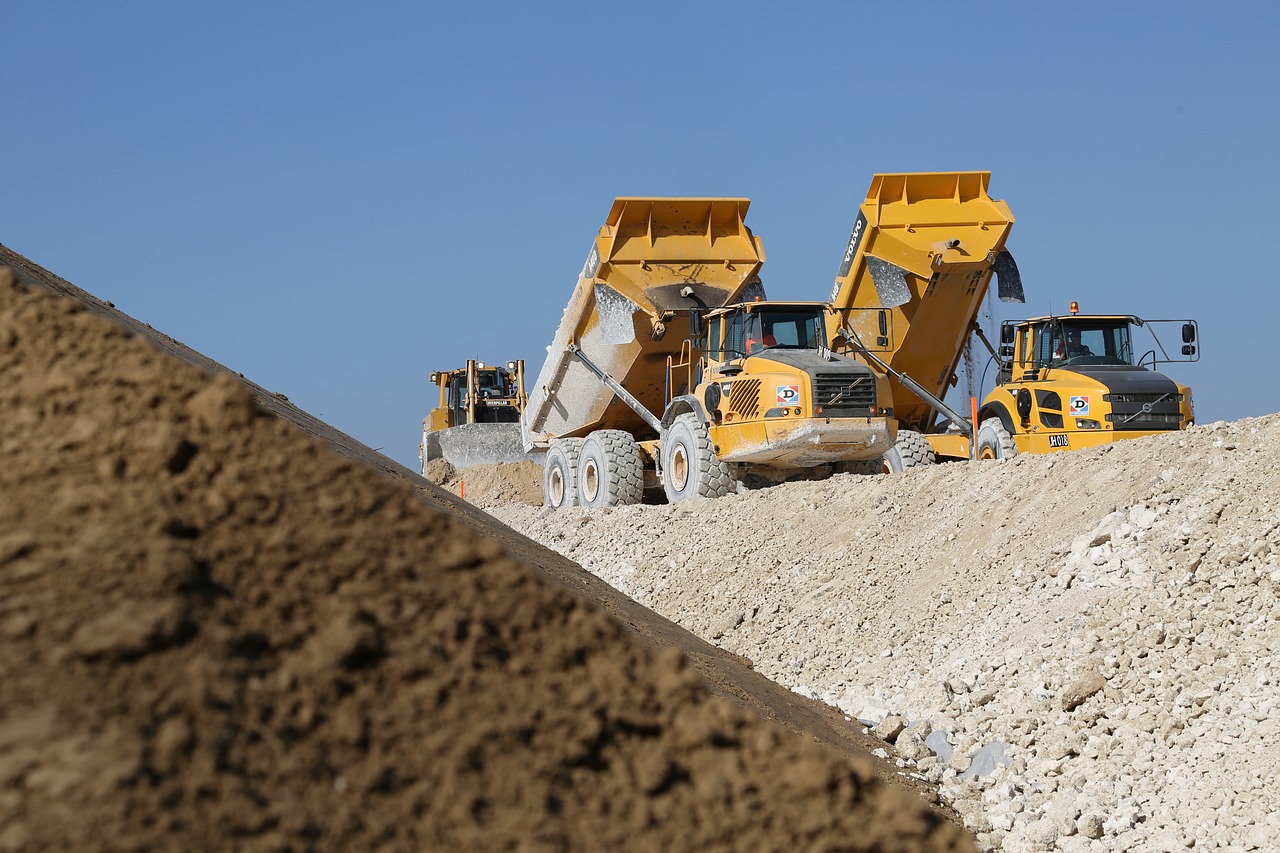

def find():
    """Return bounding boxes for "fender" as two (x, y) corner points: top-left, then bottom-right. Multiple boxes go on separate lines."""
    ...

(980, 402), (1016, 436)
(661, 395), (709, 429)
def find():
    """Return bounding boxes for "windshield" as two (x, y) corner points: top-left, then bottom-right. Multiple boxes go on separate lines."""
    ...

(723, 308), (822, 356)
(476, 369), (514, 397)
(1034, 321), (1134, 366)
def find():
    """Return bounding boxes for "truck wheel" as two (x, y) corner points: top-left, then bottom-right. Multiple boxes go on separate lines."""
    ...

(578, 430), (644, 507)
(543, 438), (585, 508)
(976, 419), (1018, 461)
(881, 429), (935, 473)
(662, 413), (735, 502)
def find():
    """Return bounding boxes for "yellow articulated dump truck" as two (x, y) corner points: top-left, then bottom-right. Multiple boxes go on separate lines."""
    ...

(520, 197), (895, 508)
(825, 171), (1026, 469)
(825, 171), (1198, 466)
(972, 304), (1198, 459)
(419, 359), (529, 472)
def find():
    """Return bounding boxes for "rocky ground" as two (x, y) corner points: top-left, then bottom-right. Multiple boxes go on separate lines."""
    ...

(473, 417), (1280, 852)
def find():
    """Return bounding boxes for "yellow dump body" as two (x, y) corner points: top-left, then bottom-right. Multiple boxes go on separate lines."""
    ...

(522, 198), (766, 449)
(827, 172), (1017, 432)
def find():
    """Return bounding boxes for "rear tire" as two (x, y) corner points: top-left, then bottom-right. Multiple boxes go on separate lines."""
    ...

(661, 413), (735, 503)
(881, 429), (935, 473)
(976, 419), (1018, 461)
(577, 430), (644, 507)
(543, 438), (585, 508)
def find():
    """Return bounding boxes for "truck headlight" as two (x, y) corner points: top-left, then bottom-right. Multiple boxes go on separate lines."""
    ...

(1075, 418), (1100, 430)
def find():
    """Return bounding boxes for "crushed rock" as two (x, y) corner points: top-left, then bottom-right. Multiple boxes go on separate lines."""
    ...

(491, 414), (1280, 852)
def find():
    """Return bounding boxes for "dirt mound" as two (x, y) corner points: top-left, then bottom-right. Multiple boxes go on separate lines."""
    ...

(0, 257), (971, 850)
(441, 459), (545, 507)
(492, 418), (1280, 851)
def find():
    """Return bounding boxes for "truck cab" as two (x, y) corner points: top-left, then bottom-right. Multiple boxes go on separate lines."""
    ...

(687, 301), (892, 468)
(428, 361), (526, 432)
(978, 311), (1198, 457)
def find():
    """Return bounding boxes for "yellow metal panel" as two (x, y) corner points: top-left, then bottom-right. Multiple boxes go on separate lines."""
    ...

(828, 172), (1016, 432)
(523, 198), (767, 447)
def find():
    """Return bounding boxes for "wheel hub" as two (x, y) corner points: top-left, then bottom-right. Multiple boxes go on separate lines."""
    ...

(671, 444), (689, 491)
(582, 459), (599, 502)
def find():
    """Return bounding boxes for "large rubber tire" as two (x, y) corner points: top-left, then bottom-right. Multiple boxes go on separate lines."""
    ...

(976, 418), (1018, 461)
(661, 413), (736, 503)
(577, 430), (644, 508)
(881, 429), (935, 474)
(543, 438), (585, 509)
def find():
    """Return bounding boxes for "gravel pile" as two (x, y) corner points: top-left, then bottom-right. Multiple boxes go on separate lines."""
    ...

(489, 416), (1280, 852)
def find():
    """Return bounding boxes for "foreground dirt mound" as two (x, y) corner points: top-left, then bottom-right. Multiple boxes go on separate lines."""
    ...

(0, 261), (972, 850)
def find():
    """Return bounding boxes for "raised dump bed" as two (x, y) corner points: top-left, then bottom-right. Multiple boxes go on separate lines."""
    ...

(522, 197), (766, 449)
(828, 171), (1023, 439)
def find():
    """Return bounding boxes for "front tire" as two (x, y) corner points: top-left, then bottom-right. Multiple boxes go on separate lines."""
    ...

(976, 419), (1018, 461)
(577, 430), (644, 508)
(543, 438), (585, 508)
(661, 413), (735, 503)
(881, 429), (935, 473)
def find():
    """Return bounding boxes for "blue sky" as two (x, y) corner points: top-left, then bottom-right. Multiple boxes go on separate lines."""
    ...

(6, 2), (1277, 472)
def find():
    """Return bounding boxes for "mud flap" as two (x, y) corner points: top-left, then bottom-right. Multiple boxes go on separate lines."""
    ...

(993, 250), (1025, 304)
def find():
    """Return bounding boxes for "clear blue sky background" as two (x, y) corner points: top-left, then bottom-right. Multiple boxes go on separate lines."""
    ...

(6, 2), (1277, 472)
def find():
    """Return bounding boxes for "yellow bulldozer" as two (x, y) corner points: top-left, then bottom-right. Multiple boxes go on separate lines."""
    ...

(419, 359), (529, 472)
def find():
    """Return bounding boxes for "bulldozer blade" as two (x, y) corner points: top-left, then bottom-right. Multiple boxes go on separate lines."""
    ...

(993, 250), (1025, 304)
(424, 423), (530, 471)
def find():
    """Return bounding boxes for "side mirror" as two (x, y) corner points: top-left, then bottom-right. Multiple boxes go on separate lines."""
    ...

(1000, 324), (1016, 346)
(1182, 323), (1196, 344)
(1182, 345), (1197, 356)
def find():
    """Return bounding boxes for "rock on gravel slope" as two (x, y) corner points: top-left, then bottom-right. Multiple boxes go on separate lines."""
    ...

(489, 417), (1280, 852)
(0, 251), (973, 851)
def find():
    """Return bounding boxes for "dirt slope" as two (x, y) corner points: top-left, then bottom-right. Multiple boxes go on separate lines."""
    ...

(482, 420), (1280, 851)
(0, 250), (970, 851)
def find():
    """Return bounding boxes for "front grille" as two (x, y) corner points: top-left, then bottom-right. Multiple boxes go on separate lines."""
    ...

(1106, 411), (1183, 430)
(813, 372), (876, 416)
(1105, 393), (1185, 404)
(729, 379), (761, 419)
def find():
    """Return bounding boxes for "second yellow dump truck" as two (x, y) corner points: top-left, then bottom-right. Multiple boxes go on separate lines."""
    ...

(971, 304), (1198, 459)
(825, 171), (1199, 466)
(521, 197), (895, 507)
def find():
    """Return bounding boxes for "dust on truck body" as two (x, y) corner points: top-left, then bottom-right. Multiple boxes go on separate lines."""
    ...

(825, 171), (1198, 466)
(522, 197), (894, 507)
